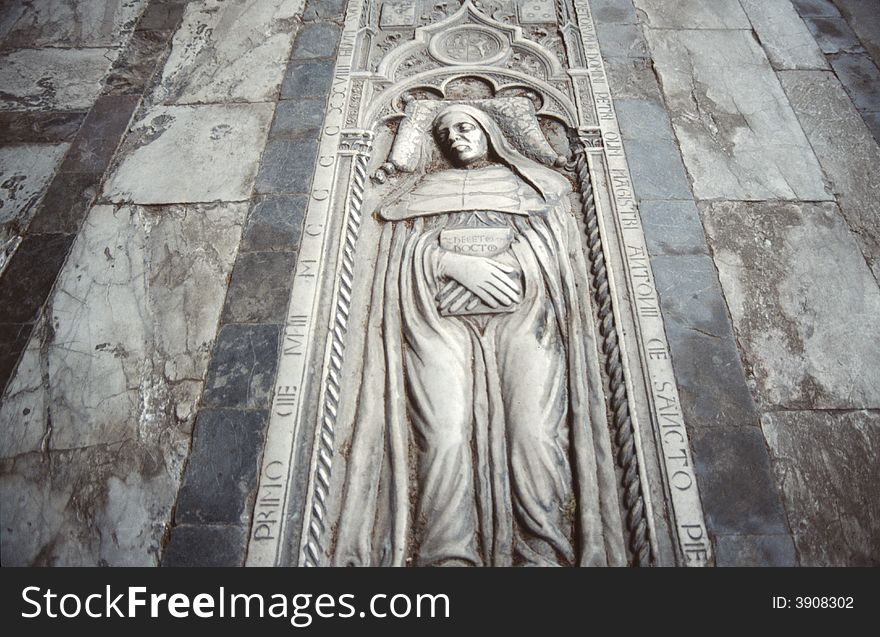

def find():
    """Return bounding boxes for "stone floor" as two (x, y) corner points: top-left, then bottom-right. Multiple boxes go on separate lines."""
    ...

(1, 0), (877, 566)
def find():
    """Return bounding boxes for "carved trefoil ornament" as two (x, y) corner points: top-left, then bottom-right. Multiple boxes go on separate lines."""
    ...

(247, 0), (711, 567)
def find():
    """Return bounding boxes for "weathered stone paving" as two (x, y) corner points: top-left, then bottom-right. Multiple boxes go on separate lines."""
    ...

(1, 0), (878, 566)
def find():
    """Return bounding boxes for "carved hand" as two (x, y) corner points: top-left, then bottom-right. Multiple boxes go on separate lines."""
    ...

(437, 251), (522, 311)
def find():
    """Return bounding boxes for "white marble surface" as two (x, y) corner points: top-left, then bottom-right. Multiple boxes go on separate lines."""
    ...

(103, 103), (274, 203)
(150, 0), (304, 105)
(631, 0), (750, 29)
(644, 28), (832, 201)
(0, 201), (247, 565)
(0, 0), (145, 48)
(739, 0), (829, 70)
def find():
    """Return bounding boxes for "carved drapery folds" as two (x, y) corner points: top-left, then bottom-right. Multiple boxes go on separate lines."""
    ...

(247, 0), (711, 568)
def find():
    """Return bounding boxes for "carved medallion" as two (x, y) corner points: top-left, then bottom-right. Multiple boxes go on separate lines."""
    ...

(430, 25), (509, 65)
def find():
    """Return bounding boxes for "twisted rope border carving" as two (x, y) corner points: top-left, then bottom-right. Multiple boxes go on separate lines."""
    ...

(302, 134), (372, 567)
(573, 141), (653, 567)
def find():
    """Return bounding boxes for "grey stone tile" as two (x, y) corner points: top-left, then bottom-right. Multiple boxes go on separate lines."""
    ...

(255, 138), (319, 195)
(779, 70), (880, 282)
(28, 172), (99, 234)
(1, 143), (69, 239)
(861, 109), (880, 142)
(615, 98), (675, 141)
(739, 0), (828, 70)
(0, 233), (73, 324)
(638, 200), (708, 256)
(831, 0), (880, 63)
(291, 22), (341, 59)
(1, 0), (145, 49)
(202, 324), (280, 409)
(804, 17), (865, 54)
(103, 29), (170, 96)
(603, 57), (664, 102)
(595, 23), (648, 59)
(104, 103), (274, 204)
(691, 428), (790, 536)
(829, 53), (880, 112)
(762, 409), (880, 566)
(701, 200), (880, 410)
(715, 534), (798, 567)
(645, 28), (831, 201)
(269, 98), (324, 140)
(281, 58), (336, 100)
(622, 138), (693, 201)
(240, 195), (306, 253)
(221, 252), (297, 324)
(0, 111), (85, 144)
(161, 524), (247, 566)
(792, 0), (842, 17)
(303, 0), (347, 21)
(59, 95), (138, 174)
(174, 409), (269, 525)
(151, 0), (301, 105)
(0, 48), (118, 112)
(631, 0), (751, 29)
(651, 255), (759, 428)
(589, 0), (638, 24)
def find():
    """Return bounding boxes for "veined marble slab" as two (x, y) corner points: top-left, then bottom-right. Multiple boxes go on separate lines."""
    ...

(631, 0), (750, 29)
(0, 201), (246, 564)
(739, 0), (829, 70)
(150, 0), (305, 105)
(1, 0), (145, 49)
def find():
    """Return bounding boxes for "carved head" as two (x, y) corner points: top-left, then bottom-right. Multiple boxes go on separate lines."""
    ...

(433, 110), (489, 166)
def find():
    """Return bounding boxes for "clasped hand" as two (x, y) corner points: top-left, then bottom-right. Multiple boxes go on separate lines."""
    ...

(436, 250), (522, 313)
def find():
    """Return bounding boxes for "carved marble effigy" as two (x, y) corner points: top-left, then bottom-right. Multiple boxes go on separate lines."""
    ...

(247, 0), (711, 567)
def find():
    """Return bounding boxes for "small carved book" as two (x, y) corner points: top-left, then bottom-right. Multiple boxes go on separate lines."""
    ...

(438, 227), (521, 316)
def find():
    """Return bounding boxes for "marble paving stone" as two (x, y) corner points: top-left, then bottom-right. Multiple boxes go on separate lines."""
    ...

(0, 202), (246, 454)
(862, 110), (880, 141)
(281, 58), (336, 100)
(739, 0), (829, 70)
(174, 409), (268, 525)
(0, 233), (73, 325)
(103, 28), (171, 96)
(1, 0), (145, 49)
(0, 323), (32, 396)
(1, 143), (69, 248)
(691, 427), (790, 536)
(27, 172), (99, 234)
(59, 95), (138, 174)
(0, 201), (245, 565)
(254, 138), (319, 195)
(701, 200), (880, 410)
(202, 325), (280, 410)
(0, 111), (85, 144)
(136, 0), (186, 32)
(103, 103), (274, 204)
(780, 70), (880, 281)
(829, 53), (880, 112)
(638, 200), (708, 257)
(0, 441), (188, 565)
(762, 410), (880, 566)
(714, 534), (798, 567)
(645, 28), (831, 201)
(615, 98), (675, 141)
(588, 0), (638, 24)
(291, 21), (341, 59)
(220, 251), (297, 324)
(240, 195), (306, 253)
(603, 57), (664, 102)
(151, 0), (303, 105)
(792, 0), (842, 16)
(651, 255), (759, 428)
(631, 0), (750, 29)
(303, 0), (347, 21)
(0, 48), (118, 112)
(831, 0), (880, 62)
(595, 23), (648, 58)
(161, 524), (247, 567)
(622, 138), (693, 201)
(269, 98), (325, 140)
(804, 17), (866, 54)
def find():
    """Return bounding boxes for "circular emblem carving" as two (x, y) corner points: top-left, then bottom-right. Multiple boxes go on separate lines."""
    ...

(430, 26), (509, 66)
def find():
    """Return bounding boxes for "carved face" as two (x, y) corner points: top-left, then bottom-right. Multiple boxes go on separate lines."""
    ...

(434, 112), (489, 166)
